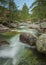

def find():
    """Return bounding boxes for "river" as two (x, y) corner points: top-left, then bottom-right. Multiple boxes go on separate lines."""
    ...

(0, 29), (46, 65)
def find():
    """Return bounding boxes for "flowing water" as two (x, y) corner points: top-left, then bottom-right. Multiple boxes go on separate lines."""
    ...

(0, 29), (46, 65)
(0, 34), (31, 65)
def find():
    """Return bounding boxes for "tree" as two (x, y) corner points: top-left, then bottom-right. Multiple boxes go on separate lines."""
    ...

(7, 0), (17, 22)
(22, 3), (30, 21)
(30, 0), (46, 22)
(0, 0), (8, 23)
(0, 0), (21, 23)
(0, 0), (7, 6)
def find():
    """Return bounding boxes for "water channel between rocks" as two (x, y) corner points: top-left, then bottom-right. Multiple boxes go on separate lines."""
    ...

(0, 29), (46, 65)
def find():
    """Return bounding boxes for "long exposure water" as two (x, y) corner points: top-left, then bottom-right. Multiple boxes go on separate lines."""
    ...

(0, 29), (46, 65)
(0, 34), (31, 65)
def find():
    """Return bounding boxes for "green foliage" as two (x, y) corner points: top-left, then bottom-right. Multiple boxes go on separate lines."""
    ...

(1, 31), (20, 39)
(0, 1), (30, 24)
(18, 48), (46, 65)
(22, 3), (30, 21)
(30, 0), (46, 22)
(9, 0), (17, 22)
(0, 0), (18, 23)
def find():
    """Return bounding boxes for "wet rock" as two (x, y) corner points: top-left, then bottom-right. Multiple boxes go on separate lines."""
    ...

(0, 39), (9, 46)
(20, 33), (37, 46)
(36, 34), (46, 54)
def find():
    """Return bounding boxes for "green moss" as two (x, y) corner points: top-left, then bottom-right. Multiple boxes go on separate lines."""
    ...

(0, 31), (20, 39)
(18, 49), (46, 65)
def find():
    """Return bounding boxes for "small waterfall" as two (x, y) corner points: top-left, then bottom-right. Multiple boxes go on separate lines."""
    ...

(0, 34), (30, 65)
(0, 29), (37, 65)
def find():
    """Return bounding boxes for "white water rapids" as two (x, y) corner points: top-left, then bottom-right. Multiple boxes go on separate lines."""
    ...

(0, 34), (31, 65)
(0, 29), (37, 65)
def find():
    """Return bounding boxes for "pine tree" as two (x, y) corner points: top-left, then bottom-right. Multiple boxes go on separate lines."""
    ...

(30, 0), (46, 22)
(22, 3), (29, 21)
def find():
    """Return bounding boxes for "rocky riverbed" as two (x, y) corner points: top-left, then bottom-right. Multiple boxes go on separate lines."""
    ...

(0, 30), (46, 65)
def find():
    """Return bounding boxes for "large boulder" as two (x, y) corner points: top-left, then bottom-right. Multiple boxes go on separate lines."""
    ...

(40, 22), (46, 29)
(40, 22), (46, 33)
(20, 33), (37, 46)
(36, 34), (46, 54)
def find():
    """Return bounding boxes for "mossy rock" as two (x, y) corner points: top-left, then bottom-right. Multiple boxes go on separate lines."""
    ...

(36, 34), (46, 54)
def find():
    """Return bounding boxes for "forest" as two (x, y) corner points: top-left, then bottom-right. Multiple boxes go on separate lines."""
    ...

(0, 0), (46, 25)
(0, 0), (46, 65)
